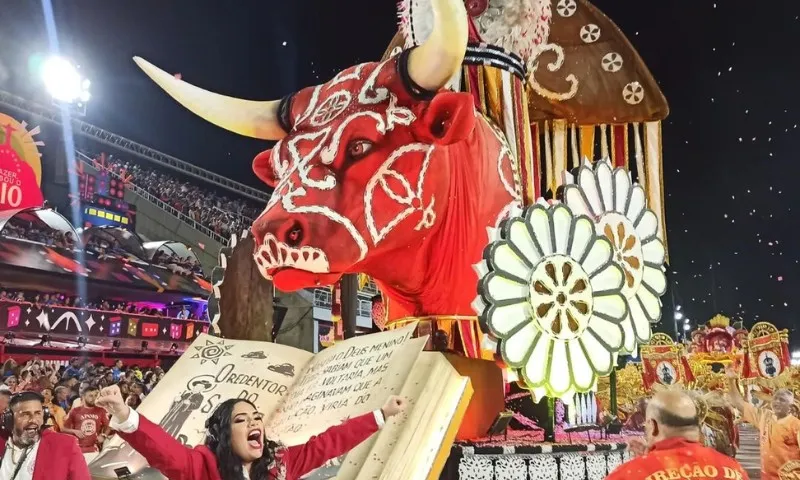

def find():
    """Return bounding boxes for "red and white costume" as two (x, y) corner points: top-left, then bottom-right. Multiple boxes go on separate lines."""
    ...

(0, 429), (90, 480)
(112, 409), (384, 480)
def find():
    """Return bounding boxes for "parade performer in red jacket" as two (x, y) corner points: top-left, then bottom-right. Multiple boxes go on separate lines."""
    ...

(97, 385), (405, 480)
(608, 391), (748, 480)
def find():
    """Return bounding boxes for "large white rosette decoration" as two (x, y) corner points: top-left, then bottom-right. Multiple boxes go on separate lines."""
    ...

(475, 203), (629, 398)
(562, 159), (667, 353)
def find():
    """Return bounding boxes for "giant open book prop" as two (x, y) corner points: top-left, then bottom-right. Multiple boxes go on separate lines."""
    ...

(89, 324), (473, 480)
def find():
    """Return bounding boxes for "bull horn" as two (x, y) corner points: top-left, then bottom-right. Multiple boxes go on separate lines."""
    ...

(406, 0), (468, 92)
(133, 57), (286, 140)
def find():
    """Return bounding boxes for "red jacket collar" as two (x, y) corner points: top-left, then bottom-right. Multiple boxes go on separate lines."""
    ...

(648, 437), (700, 452)
(0, 429), (55, 456)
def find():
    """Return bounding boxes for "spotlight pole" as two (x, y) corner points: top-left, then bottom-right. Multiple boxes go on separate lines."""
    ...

(671, 288), (679, 339)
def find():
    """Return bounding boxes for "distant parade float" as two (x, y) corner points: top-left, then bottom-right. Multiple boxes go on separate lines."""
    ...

(596, 314), (795, 458)
(119, 0), (677, 478)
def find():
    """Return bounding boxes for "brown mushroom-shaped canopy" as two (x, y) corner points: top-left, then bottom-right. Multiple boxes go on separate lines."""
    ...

(385, 0), (668, 125)
(526, 0), (668, 124)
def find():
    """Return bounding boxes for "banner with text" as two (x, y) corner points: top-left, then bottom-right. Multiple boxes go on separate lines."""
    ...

(0, 113), (44, 212)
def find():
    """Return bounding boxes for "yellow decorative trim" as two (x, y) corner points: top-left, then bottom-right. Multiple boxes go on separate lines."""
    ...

(520, 85), (536, 205)
(477, 66), (487, 114)
(596, 364), (645, 420)
(391, 315), (479, 326)
(646, 333), (676, 346)
(749, 321), (781, 339)
(707, 314), (731, 329)
(692, 352), (741, 364)
(579, 125), (595, 161)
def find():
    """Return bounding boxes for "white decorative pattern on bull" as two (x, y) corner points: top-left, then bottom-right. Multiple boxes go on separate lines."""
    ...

(131, 0), (530, 328)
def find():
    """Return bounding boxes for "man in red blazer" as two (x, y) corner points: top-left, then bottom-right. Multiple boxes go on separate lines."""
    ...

(0, 391), (90, 480)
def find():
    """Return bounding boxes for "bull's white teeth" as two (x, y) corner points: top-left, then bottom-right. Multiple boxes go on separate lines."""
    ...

(255, 234), (331, 274)
(220, 255), (228, 269)
(263, 236), (276, 264)
(275, 239), (286, 265)
(271, 237), (282, 265)
(230, 234), (238, 248)
(563, 170), (575, 185)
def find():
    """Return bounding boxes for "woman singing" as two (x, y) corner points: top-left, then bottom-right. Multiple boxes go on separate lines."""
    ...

(96, 385), (406, 480)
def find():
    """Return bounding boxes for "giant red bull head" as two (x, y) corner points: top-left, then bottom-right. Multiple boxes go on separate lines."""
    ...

(135, 0), (519, 322)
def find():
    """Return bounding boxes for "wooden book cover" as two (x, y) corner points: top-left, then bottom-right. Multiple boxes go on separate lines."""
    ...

(89, 324), (471, 480)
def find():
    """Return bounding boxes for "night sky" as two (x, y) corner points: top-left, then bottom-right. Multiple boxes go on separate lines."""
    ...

(1, 1), (799, 344)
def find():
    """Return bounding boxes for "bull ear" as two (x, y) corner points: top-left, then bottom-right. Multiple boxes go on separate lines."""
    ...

(252, 149), (278, 187)
(417, 92), (476, 145)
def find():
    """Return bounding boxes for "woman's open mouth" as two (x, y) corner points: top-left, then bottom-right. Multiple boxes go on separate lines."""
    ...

(247, 429), (263, 450)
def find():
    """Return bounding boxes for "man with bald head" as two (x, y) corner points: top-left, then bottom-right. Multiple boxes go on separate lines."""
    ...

(607, 390), (748, 480)
(726, 367), (800, 479)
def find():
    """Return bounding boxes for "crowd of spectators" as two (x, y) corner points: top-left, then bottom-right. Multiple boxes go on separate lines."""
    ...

(1, 217), (205, 277)
(102, 153), (264, 239)
(83, 235), (128, 258)
(150, 249), (203, 276)
(0, 288), (209, 321)
(1, 216), (77, 249)
(0, 356), (166, 459)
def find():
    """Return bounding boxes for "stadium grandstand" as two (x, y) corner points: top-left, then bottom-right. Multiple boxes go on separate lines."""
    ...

(0, 85), (378, 367)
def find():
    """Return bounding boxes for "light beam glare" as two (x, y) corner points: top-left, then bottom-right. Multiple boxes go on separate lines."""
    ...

(40, 0), (87, 303)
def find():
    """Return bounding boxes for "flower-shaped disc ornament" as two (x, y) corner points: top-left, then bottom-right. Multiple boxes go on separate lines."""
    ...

(562, 159), (667, 353)
(475, 204), (629, 398)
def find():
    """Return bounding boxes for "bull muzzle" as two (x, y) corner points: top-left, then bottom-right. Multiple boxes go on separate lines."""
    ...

(251, 216), (330, 277)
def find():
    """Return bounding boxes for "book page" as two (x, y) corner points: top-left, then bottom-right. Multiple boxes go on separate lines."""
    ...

(89, 334), (313, 479)
(355, 353), (470, 480)
(268, 323), (423, 446)
(341, 353), (438, 480)
(405, 376), (470, 479)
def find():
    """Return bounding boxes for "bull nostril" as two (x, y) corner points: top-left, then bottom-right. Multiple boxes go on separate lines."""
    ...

(284, 220), (304, 247)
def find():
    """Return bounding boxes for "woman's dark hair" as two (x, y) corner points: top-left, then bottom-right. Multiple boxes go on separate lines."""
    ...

(205, 399), (280, 480)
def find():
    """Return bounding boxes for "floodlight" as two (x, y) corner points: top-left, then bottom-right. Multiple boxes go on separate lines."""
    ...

(41, 55), (91, 106)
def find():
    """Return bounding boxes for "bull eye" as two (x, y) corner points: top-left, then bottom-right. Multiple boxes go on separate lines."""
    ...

(346, 139), (373, 161)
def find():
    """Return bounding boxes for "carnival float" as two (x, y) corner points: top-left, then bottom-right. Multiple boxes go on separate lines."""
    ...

(595, 314), (795, 459)
(125, 0), (679, 478)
